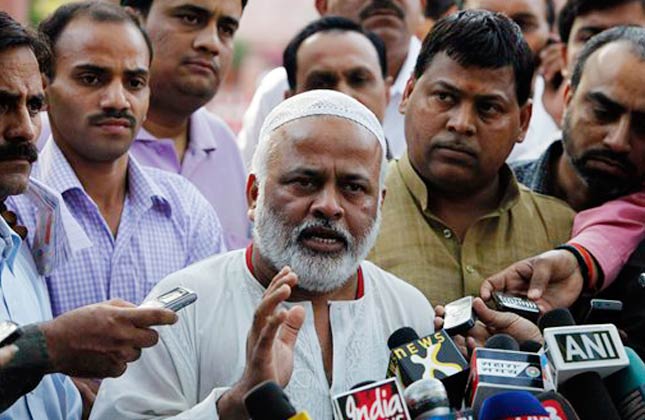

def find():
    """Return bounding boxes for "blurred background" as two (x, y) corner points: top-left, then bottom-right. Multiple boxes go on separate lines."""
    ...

(0, 0), (318, 133)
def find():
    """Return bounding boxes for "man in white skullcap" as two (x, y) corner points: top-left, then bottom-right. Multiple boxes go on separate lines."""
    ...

(90, 90), (434, 420)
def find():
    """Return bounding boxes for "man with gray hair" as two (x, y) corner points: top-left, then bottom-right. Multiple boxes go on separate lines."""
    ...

(91, 90), (434, 419)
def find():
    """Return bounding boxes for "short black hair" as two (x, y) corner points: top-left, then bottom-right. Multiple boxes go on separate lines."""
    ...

(426, 0), (456, 20)
(460, 0), (555, 26)
(571, 25), (645, 90)
(558, 0), (645, 43)
(38, 1), (153, 80)
(414, 9), (534, 105)
(283, 16), (388, 91)
(0, 11), (51, 76)
(122, 0), (248, 17)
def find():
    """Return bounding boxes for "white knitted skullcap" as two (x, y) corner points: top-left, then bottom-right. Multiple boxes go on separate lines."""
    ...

(258, 89), (386, 153)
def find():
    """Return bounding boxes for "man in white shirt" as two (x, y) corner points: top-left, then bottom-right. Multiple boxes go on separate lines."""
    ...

(237, 0), (425, 165)
(91, 90), (434, 419)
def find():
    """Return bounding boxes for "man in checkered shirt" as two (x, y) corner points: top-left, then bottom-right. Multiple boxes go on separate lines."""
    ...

(10, 2), (225, 316)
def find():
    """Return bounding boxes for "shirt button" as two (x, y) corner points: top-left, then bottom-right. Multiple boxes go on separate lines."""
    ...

(465, 265), (475, 274)
(442, 229), (452, 239)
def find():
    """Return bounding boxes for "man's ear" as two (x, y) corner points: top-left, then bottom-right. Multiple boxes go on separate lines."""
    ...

(124, 6), (145, 26)
(560, 80), (573, 126)
(560, 44), (570, 79)
(314, 0), (327, 15)
(516, 99), (533, 144)
(399, 77), (416, 114)
(246, 174), (259, 222)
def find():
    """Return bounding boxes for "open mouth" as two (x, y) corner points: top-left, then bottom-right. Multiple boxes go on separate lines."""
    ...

(299, 226), (348, 253)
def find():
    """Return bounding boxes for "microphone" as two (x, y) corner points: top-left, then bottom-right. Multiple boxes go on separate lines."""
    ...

(467, 334), (546, 414)
(539, 308), (622, 419)
(536, 390), (580, 420)
(403, 378), (451, 419)
(389, 327), (420, 350)
(541, 310), (629, 384)
(331, 378), (412, 420)
(484, 334), (520, 351)
(605, 347), (645, 420)
(478, 391), (550, 420)
(244, 381), (312, 420)
(386, 329), (470, 409)
(519, 340), (543, 353)
(559, 371), (620, 420)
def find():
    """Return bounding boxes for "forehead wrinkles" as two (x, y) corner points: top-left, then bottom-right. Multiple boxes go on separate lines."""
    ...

(0, 48), (42, 93)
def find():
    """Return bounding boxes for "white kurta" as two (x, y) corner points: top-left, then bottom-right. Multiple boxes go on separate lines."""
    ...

(90, 249), (434, 419)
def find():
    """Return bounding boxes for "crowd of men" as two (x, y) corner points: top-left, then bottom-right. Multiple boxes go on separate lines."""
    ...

(0, 0), (643, 418)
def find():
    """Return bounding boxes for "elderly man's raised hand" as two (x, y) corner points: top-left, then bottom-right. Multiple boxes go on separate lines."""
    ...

(480, 250), (584, 312)
(40, 299), (177, 378)
(217, 267), (306, 419)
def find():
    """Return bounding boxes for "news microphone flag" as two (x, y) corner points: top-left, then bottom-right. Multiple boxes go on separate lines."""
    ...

(332, 378), (411, 420)
(605, 347), (645, 420)
(387, 330), (469, 408)
(542, 323), (628, 384)
(478, 391), (550, 420)
(467, 347), (546, 414)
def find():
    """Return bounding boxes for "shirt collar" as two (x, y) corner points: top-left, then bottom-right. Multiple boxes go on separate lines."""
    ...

(530, 140), (563, 195)
(37, 138), (172, 217)
(127, 155), (173, 217)
(36, 138), (86, 196)
(135, 108), (218, 153)
(390, 36), (422, 97)
(0, 215), (21, 271)
(397, 151), (521, 214)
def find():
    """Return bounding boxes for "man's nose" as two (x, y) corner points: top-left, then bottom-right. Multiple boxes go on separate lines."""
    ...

(5, 107), (37, 143)
(311, 185), (344, 221)
(100, 81), (130, 111)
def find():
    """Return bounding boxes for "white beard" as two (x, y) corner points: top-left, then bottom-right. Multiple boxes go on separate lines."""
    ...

(252, 190), (382, 293)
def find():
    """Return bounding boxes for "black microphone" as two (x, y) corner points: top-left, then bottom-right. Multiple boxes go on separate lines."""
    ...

(536, 390), (580, 420)
(389, 327), (420, 350)
(484, 334), (520, 351)
(519, 340), (543, 353)
(559, 372), (619, 420)
(244, 381), (313, 420)
(539, 308), (624, 419)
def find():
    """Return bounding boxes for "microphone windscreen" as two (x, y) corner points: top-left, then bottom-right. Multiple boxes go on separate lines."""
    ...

(537, 391), (580, 420)
(538, 308), (575, 332)
(484, 334), (519, 351)
(244, 381), (296, 420)
(605, 347), (645, 420)
(559, 371), (620, 420)
(520, 340), (542, 353)
(350, 381), (375, 390)
(479, 391), (548, 420)
(388, 327), (419, 350)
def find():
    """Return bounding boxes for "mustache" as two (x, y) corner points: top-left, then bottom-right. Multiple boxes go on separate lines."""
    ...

(296, 218), (351, 246)
(359, 0), (405, 21)
(431, 137), (478, 156)
(578, 148), (637, 176)
(0, 142), (38, 164)
(87, 109), (136, 127)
